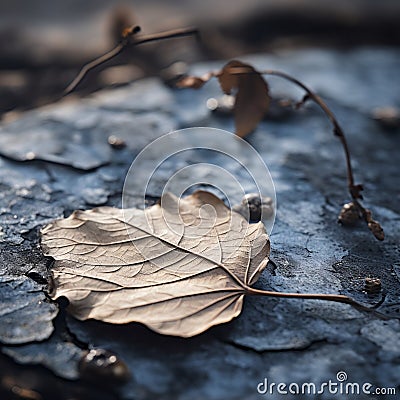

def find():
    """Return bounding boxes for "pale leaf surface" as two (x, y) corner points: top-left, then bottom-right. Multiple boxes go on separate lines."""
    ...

(41, 191), (269, 337)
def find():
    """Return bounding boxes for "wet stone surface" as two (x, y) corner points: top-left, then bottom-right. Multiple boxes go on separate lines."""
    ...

(0, 275), (57, 345)
(0, 48), (399, 399)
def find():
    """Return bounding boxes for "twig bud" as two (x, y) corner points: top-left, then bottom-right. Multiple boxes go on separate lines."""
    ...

(338, 202), (360, 226)
(368, 220), (385, 241)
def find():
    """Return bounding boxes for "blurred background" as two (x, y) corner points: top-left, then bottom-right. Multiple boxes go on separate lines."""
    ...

(1, 0), (400, 119)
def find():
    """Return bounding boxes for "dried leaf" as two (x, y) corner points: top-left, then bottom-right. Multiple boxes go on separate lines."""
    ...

(218, 60), (270, 137)
(41, 191), (269, 337)
(175, 61), (269, 137)
(218, 61), (241, 94)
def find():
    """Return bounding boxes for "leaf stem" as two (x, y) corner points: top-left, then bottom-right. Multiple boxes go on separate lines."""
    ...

(245, 286), (389, 319)
(64, 26), (198, 95)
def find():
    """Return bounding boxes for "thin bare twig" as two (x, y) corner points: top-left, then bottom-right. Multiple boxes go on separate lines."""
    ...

(262, 70), (357, 190)
(64, 26), (198, 95)
(259, 69), (385, 239)
(224, 66), (383, 239)
(227, 67), (357, 195)
(64, 42), (126, 95)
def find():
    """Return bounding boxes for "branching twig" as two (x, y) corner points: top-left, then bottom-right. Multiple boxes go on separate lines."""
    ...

(226, 68), (357, 191)
(218, 66), (384, 240)
(64, 26), (198, 95)
(258, 69), (384, 240)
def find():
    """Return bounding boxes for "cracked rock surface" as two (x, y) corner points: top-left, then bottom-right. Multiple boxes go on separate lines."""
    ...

(0, 48), (399, 399)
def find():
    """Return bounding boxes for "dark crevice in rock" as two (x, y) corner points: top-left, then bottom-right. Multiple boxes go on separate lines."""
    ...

(25, 271), (48, 286)
(55, 301), (90, 351)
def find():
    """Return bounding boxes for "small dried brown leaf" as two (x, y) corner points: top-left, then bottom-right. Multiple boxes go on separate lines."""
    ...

(218, 60), (242, 94)
(41, 191), (269, 337)
(218, 60), (270, 138)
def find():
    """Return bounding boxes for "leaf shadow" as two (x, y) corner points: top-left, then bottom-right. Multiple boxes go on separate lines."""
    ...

(66, 314), (236, 357)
